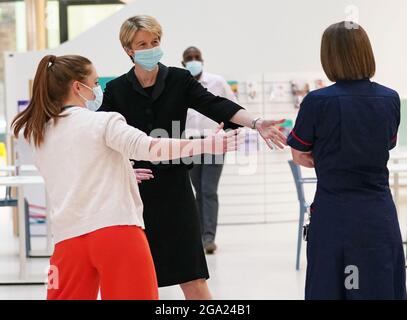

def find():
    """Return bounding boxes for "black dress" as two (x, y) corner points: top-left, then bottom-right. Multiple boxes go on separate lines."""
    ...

(98, 63), (243, 287)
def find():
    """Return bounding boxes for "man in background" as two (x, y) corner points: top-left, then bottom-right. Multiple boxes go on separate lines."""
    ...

(182, 46), (238, 254)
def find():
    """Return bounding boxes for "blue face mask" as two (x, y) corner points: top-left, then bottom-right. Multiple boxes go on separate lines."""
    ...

(185, 60), (203, 77)
(78, 83), (103, 111)
(133, 46), (164, 71)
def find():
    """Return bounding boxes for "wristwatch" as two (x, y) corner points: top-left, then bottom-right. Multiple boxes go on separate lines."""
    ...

(251, 117), (262, 130)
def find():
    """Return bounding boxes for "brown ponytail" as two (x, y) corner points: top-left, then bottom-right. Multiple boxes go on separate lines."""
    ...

(11, 54), (92, 147)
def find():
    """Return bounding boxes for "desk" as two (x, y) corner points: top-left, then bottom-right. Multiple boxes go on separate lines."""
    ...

(387, 163), (407, 263)
(388, 163), (407, 212)
(388, 151), (407, 212)
(0, 165), (38, 174)
(0, 165), (51, 258)
(390, 151), (407, 162)
(0, 176), (47, 285)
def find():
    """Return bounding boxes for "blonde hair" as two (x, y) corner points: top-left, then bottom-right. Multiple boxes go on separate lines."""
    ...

(119, 15), (163, 49)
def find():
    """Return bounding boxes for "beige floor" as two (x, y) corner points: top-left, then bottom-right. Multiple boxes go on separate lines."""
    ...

(0, 199), (406, 300)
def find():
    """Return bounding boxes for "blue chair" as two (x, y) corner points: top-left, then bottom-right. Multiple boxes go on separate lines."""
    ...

(0, 186), (31, 257)
(288, 160), (317, 270)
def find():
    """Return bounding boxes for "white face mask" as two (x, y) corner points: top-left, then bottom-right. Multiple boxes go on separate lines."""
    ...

(78, 83), (103, 111)
(133, 46), (164, 71)
(185, 60), (203, 77)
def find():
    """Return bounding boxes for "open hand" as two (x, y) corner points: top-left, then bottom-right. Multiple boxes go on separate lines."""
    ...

(255, 119), (287, 149)
(204, 122), (244, 154)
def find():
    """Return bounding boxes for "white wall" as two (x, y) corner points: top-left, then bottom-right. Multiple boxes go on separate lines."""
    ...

(155, 0), (407, 89)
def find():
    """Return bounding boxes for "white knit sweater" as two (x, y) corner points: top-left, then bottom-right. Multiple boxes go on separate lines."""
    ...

(32, 107), (153, 244)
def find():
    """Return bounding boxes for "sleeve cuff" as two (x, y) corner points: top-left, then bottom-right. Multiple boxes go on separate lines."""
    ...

(222, 102), (244, 130)
(224, 102), (244, 121)
(287, 130), (313, 152)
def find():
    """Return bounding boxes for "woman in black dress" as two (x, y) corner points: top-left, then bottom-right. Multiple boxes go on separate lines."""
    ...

(99, 15), (287, 299)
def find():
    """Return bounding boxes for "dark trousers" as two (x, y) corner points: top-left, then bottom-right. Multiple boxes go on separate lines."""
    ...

(189, 154), (224, 243)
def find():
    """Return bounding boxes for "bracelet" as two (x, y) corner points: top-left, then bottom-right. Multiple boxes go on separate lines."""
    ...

(252, 117), (262, 130)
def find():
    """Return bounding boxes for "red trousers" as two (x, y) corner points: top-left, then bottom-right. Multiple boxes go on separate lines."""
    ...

(47, 225), (158, 300)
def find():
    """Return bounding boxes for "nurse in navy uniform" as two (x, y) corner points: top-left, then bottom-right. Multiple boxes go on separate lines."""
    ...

(288, 21), (406, 300)
(98, 15), (287, 299)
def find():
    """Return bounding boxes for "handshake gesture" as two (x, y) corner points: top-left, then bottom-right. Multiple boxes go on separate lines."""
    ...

(202, 119), (287, 154)
(134, 117), (287, 183)
(254, 118), (287, 150)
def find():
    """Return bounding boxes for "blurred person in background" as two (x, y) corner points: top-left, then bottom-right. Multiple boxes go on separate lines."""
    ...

(182, 46), (238, 255)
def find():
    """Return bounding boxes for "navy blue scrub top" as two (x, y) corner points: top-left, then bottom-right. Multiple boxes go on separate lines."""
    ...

(287, 79), (400, 197)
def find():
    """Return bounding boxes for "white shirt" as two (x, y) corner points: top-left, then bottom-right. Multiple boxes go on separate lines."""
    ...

(186, 72), (238, 137)
(32, 107), (153, 244)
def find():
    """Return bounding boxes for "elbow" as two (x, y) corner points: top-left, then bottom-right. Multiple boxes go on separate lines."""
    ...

(293, 157), (308, 168)
(291, 152), (302, 166)
(291, 149), (314, 168)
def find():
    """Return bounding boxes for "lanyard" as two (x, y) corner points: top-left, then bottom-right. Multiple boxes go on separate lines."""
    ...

(61, 105), (76, 111)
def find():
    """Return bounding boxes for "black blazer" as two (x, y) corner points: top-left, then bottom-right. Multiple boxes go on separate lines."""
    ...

(98, 63), (243, 168)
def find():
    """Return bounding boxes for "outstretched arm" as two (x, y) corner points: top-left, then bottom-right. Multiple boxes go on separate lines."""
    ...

(105, 115), (241, 162)
(148, 125), (240, 161)
(230, 109), (287, 149)
(185, 74), (287, 149)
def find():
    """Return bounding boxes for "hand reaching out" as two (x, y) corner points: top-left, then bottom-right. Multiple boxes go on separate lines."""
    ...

(204, 122), (244, 154)
(255, 119), (287, 149)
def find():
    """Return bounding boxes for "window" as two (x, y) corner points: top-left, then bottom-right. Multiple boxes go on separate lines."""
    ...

(59, 0), (124, 42)
(0, 0), (27, 132)
(0, 0), (125, 125)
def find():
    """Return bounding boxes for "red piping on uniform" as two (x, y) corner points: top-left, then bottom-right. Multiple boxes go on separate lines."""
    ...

(290, 130), (313, 146)
(29, 204), (46, 210)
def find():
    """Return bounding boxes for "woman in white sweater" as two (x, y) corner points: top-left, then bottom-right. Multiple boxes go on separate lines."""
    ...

(11, 55), (240, 300)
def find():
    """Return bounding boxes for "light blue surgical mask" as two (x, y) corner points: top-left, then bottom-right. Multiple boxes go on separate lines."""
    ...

(78, 83), (103, 111)
(185, 60), (203, 77)
(133, 46), (164, 71)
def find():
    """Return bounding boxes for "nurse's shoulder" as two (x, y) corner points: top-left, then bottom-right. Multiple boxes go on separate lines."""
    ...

(300, 84), (338, 108)
(307, 83), (346, 99)
(370, 81), (400, 99)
